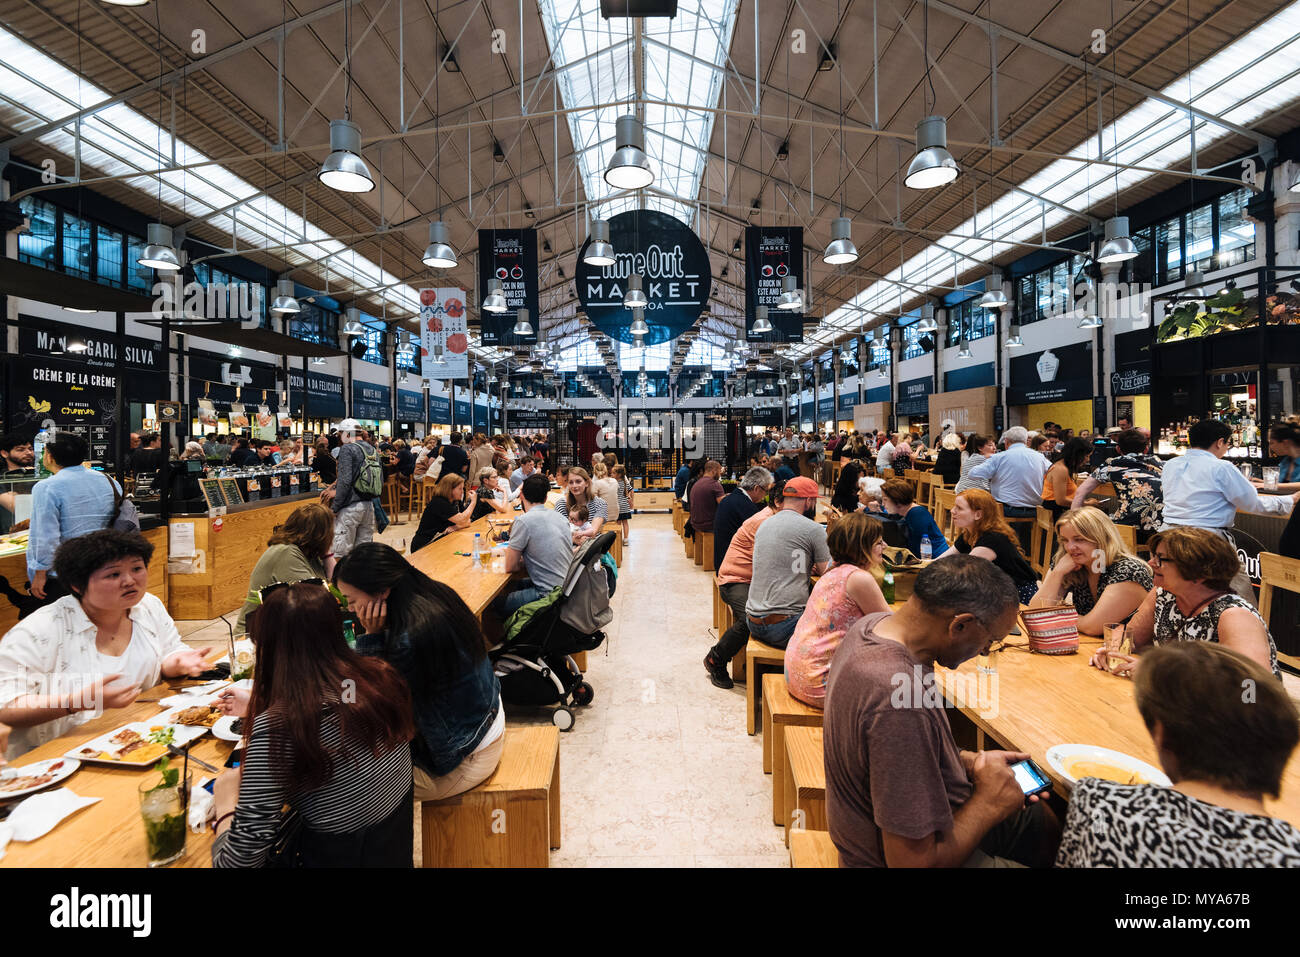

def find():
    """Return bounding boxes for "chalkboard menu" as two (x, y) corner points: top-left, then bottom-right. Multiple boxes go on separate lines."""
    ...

(218, 478), (243, 506)
(199, 479), (224, 510)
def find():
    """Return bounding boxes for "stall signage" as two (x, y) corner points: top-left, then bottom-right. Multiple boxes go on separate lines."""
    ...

(20, 322), (163, 375)
(744, 226), (803, 342)
(477, 229), (539, 346)
(1007, 341), (1094, 405)
(895, 376), (932, 416)
(351, 381), (391, 421)
(396, 389), (425, 422)
(576, 209), (711, 345)
(1111, 328), (1153, 396)
(817, 396), (835, 418)
(428, 395), (451, 422)
(286, 369), (345, 418)
(864, 384), (891, 403)
(8, 356), (117, 463)
(453, 399), (472, 423)
(838, 391), (859, 411)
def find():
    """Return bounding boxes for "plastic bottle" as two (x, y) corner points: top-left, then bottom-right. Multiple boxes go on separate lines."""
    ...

(920, 537), (933, 561)
(881, 563), (896, 605)
(34, 426), (52, 479)
(472, 533), (483, 569)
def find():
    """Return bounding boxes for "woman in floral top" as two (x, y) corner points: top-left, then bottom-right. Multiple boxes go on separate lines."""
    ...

(1071, 429), (1163, 542)
(1029, 507), (1152, 635)
(784, 513), (890, 707)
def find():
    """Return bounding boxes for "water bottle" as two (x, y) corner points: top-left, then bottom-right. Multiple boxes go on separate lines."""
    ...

(34, 426), (52, 478)
(920, 536), (933, 561)
(472, 533), (483, 569)
(881, 565), (896, 605)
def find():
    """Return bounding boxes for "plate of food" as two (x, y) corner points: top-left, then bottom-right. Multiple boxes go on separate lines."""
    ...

(65, 722), (208, 767)
(0, 758), (80, 800)
(1045, 744), (1171, 789)
(158, 703), (224, 729)
(156, 692), (218, 710)
(211, 715), (245, 743)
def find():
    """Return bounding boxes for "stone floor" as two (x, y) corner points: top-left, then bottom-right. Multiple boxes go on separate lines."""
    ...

(177, 508), (791, 867)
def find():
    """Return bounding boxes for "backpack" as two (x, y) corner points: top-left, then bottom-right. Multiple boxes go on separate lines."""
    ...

(351, 444), (383, 498)
(101, 471), (141, 533)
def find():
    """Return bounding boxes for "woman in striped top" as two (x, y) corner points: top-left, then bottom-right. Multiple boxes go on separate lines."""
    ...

(612, 464), (633, 545)
(554, 466), (607, 545)
(211, 583), (415, 868)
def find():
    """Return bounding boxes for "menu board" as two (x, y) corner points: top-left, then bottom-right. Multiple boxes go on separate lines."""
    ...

(8, 356), (119, 465)
(218, 478), (244, 506)
(199, 479), (224, 511)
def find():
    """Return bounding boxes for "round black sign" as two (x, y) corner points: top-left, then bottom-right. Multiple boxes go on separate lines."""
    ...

(575, 209), (712, 346)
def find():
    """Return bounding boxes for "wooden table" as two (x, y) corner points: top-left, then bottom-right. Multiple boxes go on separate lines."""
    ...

(1, 681), (230, 868)
(406, 514), (518, 619)
(935, 635), (1300, 828)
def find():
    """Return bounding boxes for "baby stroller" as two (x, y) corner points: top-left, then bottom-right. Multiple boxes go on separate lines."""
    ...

(489, 530), (615, 731)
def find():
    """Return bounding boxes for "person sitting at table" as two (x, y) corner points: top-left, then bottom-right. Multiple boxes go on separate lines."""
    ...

(237, 502), (335, 632)
(954, 433), (996, 494)
(933, 432), (963, 486)
(591, 462), (621, 526)
(1057, 642), (1300, 867)
(824, 556), (1060, 867)
(947, 488), (1039, 605)
(1255, 417), (1300, 494)
(0, 529), (211, 760)
(1029, 506), (1152, 633)
(743, 477), (829, 651)
(510, 454), (537, 493)
(785, 512), (890, 708)
(333, 544), (503, 801)
(1042, 437), (1098, 520)
(410, 474), (478, 553)
(496, 474), (575, 617)
(211, 582), (415, 868)
(831, 461), (867, 513)
(468, 467), (510, 521)
(1070, 428), (1164, 541)
(1091, 526), (1281, 679)
(555, 466), (606, 545)
(880, 478), (949, 560)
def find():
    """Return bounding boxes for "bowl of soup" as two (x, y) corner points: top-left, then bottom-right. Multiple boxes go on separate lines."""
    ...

(1046, 744), (1171, 789)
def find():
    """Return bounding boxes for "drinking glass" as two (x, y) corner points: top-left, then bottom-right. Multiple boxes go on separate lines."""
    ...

(1103, 622), (1126, 654)
(1239, 463), (1253, 480)
(139, 773), (190, 867)
(976, 645), (1000, 675)
(1262, 467), (1279, 490)
(392, 536), (407, 554)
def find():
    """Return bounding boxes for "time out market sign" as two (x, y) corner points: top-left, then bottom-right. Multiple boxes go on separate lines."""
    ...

(575, 209), (711, 346)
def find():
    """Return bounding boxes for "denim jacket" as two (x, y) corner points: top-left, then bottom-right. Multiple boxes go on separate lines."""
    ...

(355, 628), (500, 777)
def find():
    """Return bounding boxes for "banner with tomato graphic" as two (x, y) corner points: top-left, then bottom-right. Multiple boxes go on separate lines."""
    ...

(419, 286), (469, 381)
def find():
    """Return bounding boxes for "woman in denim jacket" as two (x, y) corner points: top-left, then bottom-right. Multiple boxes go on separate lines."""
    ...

(334, 544), (503, 800)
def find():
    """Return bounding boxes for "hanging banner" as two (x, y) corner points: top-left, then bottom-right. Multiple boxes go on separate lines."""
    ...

(744, 226), (804, 342)
(419, 287), (469, 380)
(428, 394), (451, 423)
(575, 209), (711, 345)
(352, 381), (392, 421)
(8, 355), (116, 464)
(477, 229), (539, 346)
(453, 399), (472, 424)
(286, 369), (346, 419)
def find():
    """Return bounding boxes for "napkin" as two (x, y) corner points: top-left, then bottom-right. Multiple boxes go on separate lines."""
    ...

(0, 822), (11, 861)
(7, 788), (101, 842)
(188, 778), (214, 832)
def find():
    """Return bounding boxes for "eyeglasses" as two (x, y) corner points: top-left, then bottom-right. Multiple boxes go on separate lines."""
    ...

(258, 578), (326, 602)
(1148, 554), (1168, 568)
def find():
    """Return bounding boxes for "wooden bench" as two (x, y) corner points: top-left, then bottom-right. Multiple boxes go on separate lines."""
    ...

(783, 725), (827, 846)
(701, 531), (715, 572)
(420, 725), (561, 867)
(745, 638), (787, 735)
(761, 673), (824, 825)
(789, 829), (839, 868)
(684, 527), (694, 559)
(608, 533), (623, 567)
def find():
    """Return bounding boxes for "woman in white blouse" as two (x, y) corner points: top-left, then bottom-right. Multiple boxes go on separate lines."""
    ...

(0, 530), (211, 759)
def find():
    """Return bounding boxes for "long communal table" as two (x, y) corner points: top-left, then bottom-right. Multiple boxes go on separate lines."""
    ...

(935, 634), (1300, 829)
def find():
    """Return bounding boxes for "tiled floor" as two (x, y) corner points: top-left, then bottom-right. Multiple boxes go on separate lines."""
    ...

(177, 508), (790, 867)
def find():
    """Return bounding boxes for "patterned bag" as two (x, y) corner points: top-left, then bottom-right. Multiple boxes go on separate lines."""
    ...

(1019, 603), (1079, 655)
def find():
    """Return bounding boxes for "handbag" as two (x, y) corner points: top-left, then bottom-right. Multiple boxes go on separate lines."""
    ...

(1019, 603), (1080, 655)
(101, 471), (142, 533)
(266, 806), (305, 868)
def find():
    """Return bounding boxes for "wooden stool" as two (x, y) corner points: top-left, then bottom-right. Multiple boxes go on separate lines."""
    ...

(684, 529), (694, 559)
(789, 829), (839, 868)
(761, 673), (824, 825)
(693, 530), (705, 566)
(608, 534), (623, 566)
(700, 532), (715, 571)
(745, 638), (786, 735)
(571, 651), (588, 672)
(783, 725), (826, 846)
(419, 726), (561, 868)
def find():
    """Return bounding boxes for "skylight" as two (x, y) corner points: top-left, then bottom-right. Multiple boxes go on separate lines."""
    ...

(796, 1), (1300, 357)
(539, 0), (739, 225)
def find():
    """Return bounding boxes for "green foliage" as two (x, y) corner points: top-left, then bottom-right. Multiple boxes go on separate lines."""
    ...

(150, 755), (179, 791)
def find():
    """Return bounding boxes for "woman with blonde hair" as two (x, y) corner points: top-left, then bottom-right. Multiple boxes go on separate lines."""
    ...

(784, 512), (890, 707)
(1030, 506), (1152, 634)
(590, 462), (621, 524)
(238, 502), (336, 631)
(947, 488), (1039, 604)
(554, 466), (606, 544)
(411, 473), (477, 552)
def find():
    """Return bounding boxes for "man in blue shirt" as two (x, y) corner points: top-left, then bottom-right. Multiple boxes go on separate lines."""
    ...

(968, 426), (1049, 516)
(771, 454), (796, 484)
(674, 462), (691, 499)
(712, 466), (772, 567)
(27, 432), (118, 605)
(509, 455), (536, 493)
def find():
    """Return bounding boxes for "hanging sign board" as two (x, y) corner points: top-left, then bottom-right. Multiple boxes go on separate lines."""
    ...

(419, 287), (470, 381)
(744, 226), (804, 342)
(477, 229), (539, 346)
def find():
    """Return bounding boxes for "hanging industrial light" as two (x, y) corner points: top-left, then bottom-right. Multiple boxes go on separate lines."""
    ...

(604, 115), (654, 190)
(311, 356), (326, 366)
(777, 274), (803, 310)
(396, 334), (415, 358)
(752, 305), (773, 335)
(137, 222), (180, 271)
(270, 279), (301, 315)
(1097, 216), (1138, 263)
(1078, 312), (1103, 329)
(1004, 323), (1024, 347)
(632, 333), (645, 349)
(512, 307), (533, 337)
(342, 307), (364, 336)
(822, 217), (859, 265)
(421, 221), (458, 268)
(956, 336), (973, 359)
(623, 273), (649, 308)
(916, 302), (938, 333)
(318, 119), (375, 193)
(905, 116), (959, 189)
(482, 278), (508, 313)
(584, 219), (617, 266)
(978, 273), (1007, 310)
(629, 306), (649, 337)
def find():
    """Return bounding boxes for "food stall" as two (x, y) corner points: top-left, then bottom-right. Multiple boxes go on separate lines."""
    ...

(1006, 341), (1095, 434)
(287, 367), (347, 436)
(351, 380), (392, 438)
(929, 385), (998, 437)
(894, 375), (932, 436)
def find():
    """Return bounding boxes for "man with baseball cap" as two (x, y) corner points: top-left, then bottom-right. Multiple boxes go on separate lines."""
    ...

(743, 476), (830, 650)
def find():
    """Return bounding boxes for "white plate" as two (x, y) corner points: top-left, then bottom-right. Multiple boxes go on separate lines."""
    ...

(157, 692), (218, 710)
(156, 703), (224, 731)
(1045, 743), (1171, 789)
(0, 758), (81, 800)
(211, 715), (245, 743)
(64, 721), (209, 767)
